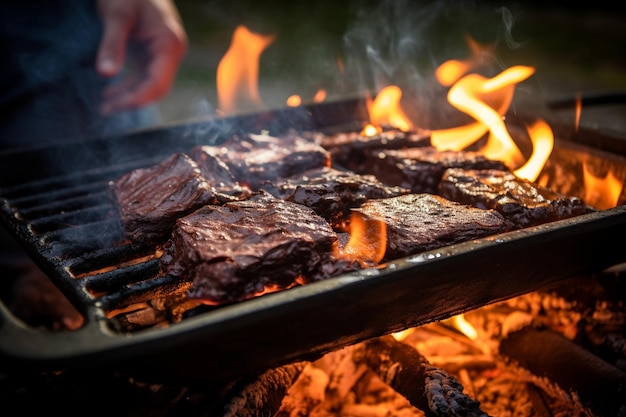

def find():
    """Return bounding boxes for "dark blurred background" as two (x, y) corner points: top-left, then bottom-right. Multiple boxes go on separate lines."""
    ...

(158, 0), (626, 131)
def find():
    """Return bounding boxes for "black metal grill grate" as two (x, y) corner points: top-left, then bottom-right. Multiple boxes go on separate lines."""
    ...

(2, 101), (626, 384)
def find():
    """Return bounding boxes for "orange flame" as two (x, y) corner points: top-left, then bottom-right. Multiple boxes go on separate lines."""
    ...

(362, 85), (414, 135)
(216, 25), (276, 114)
(431, 66), (537, 170)
(338, 212), (387, 266)
(286, 94), (302, 107)
(313, 89), (327, 103)
(575, 94), (582, 132)
(513, 119), (554, 182)
(431, 60), (557, 184)
(583, 161), (623, 209)
(450, 66), (533, 168)
(435, 35), (494, 86)
(444, 314), (478, 340)
(361, 123), (382, 137)
(435, 59), (472, 87)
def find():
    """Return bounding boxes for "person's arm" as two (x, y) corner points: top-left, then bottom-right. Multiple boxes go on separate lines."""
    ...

(96, 0), (188, 115)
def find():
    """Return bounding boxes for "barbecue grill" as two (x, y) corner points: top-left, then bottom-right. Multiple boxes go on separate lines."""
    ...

(1, 97), (626, 385)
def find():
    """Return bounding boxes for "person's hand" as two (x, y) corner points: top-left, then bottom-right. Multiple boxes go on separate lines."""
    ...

(96, 0), (188, 115)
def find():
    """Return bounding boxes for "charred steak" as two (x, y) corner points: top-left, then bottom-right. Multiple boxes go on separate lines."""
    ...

(358, 146), (508, 194)
(159, 192), (358, 304)
(191, 132), (331, 191)
(353, 193), (508, 261)
(311, 128), (430, 172)
(438, 168), (590, 229)
(110, 153), (245, 244)
(261, 167), (410, 230)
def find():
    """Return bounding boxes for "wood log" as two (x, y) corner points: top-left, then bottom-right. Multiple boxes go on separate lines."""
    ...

(355, 335), (490, 417)
(499, 325), (626, 417)
(209, 361), (308, 417)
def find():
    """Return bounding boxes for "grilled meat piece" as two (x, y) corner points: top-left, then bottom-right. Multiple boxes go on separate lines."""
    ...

(191, 132), (331, 191)
(359, 146), (508, 194)
(160, 192), (358, 304)
(312, 129), (430, 172)
(438, 168), (590, 229)
(353, 193), (507, 261)
(261, 167), (410, 230)
(111, 153), (246, 244)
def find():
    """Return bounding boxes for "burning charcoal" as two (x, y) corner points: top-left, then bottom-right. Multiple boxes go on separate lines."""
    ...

(354, 335), (489, 417)
(439, 168), (590, 229)
(191, 132), (331, 191)
(260, 166), (410, 230)
(276, 363), (330, 416)
(160, 192), (359, 304)
(110, 153), (247, 244)
(353, 193), (507, 261)
(359, 146), (508, 194)
(312, 128), (431, 172)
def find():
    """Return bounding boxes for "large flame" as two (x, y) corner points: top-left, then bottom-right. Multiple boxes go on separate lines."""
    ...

(362, 85), (414, 135)
(216, 25), (276, 114)
(362, 63), (553, 182)
(435, 66), (535, 169)
(432, 61), (557, 182)
(583, 161), (623, 209)
(513, 119), (554, 182)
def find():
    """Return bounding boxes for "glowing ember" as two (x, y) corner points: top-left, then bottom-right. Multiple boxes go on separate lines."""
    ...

(313, 89), (327, 103)
(444, 314), (478, 341)
(361, 123), (382, 137)
(583, 161), (624, 209)
(338, 212), (387, 266)
(286, 94), (302, 107)
(575, 94), (582, 132)
(216, 25), (276, 114)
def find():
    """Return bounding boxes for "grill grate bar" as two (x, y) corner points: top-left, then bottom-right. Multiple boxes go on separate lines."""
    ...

(18, 190), (111, 220)
(28, 204), (116, 234)
(9, 181), (111, 210)
(39, 219), (124, 259)
(0, 156), (167, 200)
(98, 274), (191, 311)
(64, 243), (157, 276)
(83, 259), (161, 294)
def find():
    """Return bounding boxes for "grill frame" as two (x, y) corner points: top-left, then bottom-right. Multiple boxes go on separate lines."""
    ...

(2, 98), (626, 384)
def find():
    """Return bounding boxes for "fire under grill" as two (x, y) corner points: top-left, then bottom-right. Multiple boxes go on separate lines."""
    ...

(1, 98), (626, 389)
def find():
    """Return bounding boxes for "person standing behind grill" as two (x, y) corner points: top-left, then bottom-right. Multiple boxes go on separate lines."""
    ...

(0, 0), (187, 150)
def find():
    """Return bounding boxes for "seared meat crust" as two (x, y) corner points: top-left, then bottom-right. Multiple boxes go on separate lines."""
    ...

(111, 153), (243, 244)
(360, 146), (508, 194)
(261, 167), (410, 230)
(438, 168), (590, 229)
(159, 192), (353, 304)
(354, 193), (507, 261)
